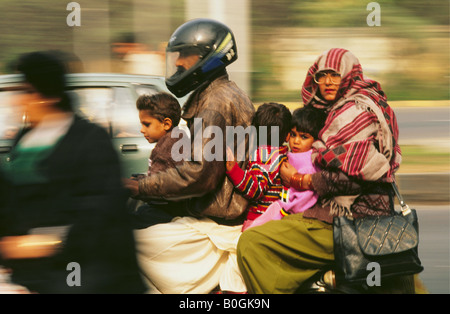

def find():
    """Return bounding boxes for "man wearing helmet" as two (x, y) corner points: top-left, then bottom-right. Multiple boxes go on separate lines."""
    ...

(127, 19), (255, 293)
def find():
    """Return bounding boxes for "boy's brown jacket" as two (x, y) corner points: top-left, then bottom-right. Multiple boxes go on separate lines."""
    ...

(139, 73), (255, 224)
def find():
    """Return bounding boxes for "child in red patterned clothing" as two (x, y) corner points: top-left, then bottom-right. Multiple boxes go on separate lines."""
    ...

(225, 102), (292, 231)
(246, 106), (326, 229)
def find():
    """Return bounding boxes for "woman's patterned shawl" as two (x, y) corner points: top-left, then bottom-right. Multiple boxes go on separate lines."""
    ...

(301, 48), (401, 216)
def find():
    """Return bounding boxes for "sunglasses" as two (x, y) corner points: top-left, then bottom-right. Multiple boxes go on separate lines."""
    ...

(314, 71), (341, 85)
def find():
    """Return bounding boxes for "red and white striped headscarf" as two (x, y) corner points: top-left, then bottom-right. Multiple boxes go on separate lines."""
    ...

(302, 48), (401, 182)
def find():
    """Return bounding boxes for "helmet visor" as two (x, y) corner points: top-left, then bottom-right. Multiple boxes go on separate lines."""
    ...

(165, 48), (202, 81)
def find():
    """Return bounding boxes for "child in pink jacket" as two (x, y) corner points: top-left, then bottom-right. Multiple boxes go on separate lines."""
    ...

(246, 106), (326, 229)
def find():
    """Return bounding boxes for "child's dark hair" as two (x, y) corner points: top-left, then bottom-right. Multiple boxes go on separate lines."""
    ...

(291, 106), (327, 139)
(252, 102), (292, 146)
(136, 92), (181, 128)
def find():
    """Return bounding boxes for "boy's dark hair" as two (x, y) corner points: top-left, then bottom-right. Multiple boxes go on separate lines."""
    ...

(291, 106), (327, 139)
(252, 102), (292, 146)
(136, 92), (181, 127)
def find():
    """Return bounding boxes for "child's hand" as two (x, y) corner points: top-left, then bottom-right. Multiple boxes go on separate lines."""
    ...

(226, 147), (237, 172)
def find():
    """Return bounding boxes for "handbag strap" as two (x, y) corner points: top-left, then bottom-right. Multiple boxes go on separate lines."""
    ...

(391, 181), (411, 216)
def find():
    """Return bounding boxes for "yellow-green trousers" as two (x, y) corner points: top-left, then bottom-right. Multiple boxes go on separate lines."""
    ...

(237, 213), (334, 294)
(237, 213), (418, 294)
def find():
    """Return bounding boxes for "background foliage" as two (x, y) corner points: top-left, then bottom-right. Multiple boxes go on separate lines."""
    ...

(0, 0), (448, 101)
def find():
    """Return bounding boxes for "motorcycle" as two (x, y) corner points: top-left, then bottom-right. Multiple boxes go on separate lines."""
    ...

(297, 269), (417, 294)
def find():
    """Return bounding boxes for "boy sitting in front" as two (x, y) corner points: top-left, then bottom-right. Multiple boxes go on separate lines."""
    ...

(124, 92), (188, 228)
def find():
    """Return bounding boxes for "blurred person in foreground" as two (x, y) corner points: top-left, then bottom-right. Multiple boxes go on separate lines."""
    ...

(124, 18), (255, 293)
(0, 51), (146, 294)
(237, 48), (419, 294)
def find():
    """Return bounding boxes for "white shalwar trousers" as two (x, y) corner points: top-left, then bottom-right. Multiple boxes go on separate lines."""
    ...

(134, 216), (246, 294)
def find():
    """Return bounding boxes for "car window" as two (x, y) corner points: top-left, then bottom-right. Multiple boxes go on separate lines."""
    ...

(0, 81), (165, 142)
(69, 87), (113, 132)
(134, 85), (160, 97)
(111, 87), (141, 138)
(0, 90), (23, 140)
(68, 86), (142, 139)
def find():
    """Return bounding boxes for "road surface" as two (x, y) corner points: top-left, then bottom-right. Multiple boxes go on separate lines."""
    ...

(412, 204), (450, 294)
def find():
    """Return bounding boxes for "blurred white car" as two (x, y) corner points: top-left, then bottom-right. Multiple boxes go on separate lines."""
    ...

(0, 73), (189, 177)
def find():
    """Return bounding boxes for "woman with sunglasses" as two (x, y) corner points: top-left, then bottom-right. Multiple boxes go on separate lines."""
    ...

(236, 48), (417, 294)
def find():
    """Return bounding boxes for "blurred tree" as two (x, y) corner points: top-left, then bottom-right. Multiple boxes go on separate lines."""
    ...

(393, 0), (449, 25)
(0, 0), (185, 74)
(0, 0), (73, 73)
(250, 0), (449, 102)
(0, 0), (447, 101)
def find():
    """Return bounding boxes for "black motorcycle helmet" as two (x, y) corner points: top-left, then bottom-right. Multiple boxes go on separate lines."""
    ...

(165, 18), (238, 97)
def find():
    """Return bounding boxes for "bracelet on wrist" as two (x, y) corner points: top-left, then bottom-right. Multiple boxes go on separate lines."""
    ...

(290, 173), (304, 190)
(304, 174), (313, 190)
(290, 173), (314, 190)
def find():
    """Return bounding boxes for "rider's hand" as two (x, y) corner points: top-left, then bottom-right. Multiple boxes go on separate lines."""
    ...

(225, 147), (237, 172)
(122, 178), (140, 198)
(280, 161), (298, 188)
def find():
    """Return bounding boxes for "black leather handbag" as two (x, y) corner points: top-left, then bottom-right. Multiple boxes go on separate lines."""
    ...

(333, 182), (424, 283)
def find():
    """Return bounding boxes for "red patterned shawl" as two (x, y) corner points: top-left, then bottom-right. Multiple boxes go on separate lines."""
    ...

(302, 48), (401, 184)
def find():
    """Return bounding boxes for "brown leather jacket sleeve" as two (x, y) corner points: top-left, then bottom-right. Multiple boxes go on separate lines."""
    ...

(140, 109), (227, 199)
